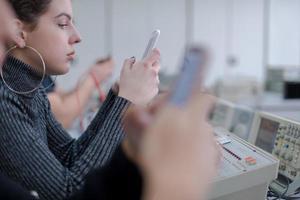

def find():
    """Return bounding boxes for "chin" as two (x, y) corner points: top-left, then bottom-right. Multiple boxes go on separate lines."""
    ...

(59, 67), (70, 75)
(47, 64), (70, 75)
(62, 64), (70, 74)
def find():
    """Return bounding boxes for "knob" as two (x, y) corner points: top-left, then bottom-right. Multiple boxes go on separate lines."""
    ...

(290, 171), (297, 177)
(288, 154), (293, 162)
(279, 164), (286, 171)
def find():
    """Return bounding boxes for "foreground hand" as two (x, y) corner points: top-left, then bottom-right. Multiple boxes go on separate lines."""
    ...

(123, 92), (220, 200)
(142, 93), (219, 200)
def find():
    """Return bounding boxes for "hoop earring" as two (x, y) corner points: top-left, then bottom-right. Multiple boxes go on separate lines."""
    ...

(0, 45), (46, 95)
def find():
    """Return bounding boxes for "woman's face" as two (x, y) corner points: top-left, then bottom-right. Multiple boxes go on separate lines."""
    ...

(20, 0), (81, 75)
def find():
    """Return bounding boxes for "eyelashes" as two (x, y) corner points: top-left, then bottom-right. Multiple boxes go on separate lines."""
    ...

(58, 24), (68, 29)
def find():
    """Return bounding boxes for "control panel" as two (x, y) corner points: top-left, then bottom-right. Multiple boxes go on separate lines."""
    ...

(249, 112), (300, 195)
(273, 124), (300, 180)
(229, 106), (255, 141)
(210, 99), (235, 129)
(210, 128), (279, 200)
(210, 99), (255, 141)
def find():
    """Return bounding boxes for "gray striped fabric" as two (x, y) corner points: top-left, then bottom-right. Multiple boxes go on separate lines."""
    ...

(0, 57), (130, 200)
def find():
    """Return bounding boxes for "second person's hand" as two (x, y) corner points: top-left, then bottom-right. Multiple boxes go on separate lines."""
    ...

(89, 57), (114, 83)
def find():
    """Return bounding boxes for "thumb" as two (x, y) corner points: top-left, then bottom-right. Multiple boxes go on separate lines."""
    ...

(122, 56), (136, 72)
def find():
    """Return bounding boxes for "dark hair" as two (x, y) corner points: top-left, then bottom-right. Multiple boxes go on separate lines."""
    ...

(8, 0), (52, 30)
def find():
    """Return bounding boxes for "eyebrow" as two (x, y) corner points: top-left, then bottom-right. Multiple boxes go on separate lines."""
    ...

(55, 13), (72, 20)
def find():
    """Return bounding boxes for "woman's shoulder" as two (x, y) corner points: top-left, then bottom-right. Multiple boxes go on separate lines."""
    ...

(0, 83), (19, 103)
(0, 82), (43, 113)
(0, 81), (47, 103)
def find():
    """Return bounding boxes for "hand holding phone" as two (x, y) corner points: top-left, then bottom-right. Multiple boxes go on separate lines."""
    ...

(169, 46), (208, 107)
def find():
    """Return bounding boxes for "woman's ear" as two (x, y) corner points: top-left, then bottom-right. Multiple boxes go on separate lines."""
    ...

(12, 19), (26, 48)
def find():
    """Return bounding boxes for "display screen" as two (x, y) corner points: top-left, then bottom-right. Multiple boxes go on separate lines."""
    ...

(255, 118), (280, 153)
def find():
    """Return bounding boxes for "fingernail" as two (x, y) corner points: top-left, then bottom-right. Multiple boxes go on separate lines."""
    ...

(130, 56), (136, 63)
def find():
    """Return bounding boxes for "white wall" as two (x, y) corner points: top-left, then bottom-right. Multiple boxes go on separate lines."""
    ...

(111, 0), (187, 79)
(148, 0), (187, 75)
(191, 0), (265, 84)
(229, 0), (264, 81)
(57, 0), (298, 90)
(58, 0), (187, 89)
(191, 0), (228, 84)
(268, 0), (300, 67)
(111, 0), (149, 73)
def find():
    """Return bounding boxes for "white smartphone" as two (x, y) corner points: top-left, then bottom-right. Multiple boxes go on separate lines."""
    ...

(169, 46), (208, 107)
(142, 29), (160, 59)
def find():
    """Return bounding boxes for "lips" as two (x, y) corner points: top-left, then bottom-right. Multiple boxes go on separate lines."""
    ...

(67, 51), (76, 60)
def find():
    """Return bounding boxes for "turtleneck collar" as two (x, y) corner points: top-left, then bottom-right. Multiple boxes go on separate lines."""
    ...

(1, 56), (44, 97)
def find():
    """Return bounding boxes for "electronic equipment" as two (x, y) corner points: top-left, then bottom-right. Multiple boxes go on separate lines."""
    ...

(249, 112), (300, 196)
(210, 99), (235, 130)
(210, 127), (279, 200)
(169, 46), (207, 107)
(142, 29), (160, 59)
(284, 81), (300, 99)
(210, 100), (256, 142)
(229, 106), (255, 141)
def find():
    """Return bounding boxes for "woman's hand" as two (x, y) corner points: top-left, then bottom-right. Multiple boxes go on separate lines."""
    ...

(118, 49), (160, 106)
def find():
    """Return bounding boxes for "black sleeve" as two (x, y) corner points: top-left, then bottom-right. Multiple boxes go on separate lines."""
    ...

(0, 174), (36, 200)
(69, 146), (143, 200)
(0, 147), (142, 200)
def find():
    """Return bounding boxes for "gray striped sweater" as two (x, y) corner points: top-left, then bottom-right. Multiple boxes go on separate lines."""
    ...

(0, 57), (130, 200)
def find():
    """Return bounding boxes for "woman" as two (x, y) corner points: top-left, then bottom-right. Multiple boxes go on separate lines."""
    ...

(0, 0), (160, 199)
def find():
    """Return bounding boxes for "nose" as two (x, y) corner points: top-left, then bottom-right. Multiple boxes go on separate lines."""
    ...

(69, 27), (82, 44)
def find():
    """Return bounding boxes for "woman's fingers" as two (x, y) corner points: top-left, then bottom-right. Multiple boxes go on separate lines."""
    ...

(143, 48), (160, 67)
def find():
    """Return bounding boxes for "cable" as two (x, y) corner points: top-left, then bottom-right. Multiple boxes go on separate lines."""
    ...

(279, 177), (290, 199)
(267, 177), (291, 200)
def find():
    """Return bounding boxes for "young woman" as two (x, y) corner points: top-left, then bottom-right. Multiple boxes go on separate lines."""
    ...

(0, 0), (160, 199)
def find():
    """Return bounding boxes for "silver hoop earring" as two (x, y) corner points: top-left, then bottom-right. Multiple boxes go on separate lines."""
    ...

(0, 45), (46, 95)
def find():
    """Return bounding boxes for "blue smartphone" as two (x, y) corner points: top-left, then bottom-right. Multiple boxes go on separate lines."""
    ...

(169, 46), (208, 107)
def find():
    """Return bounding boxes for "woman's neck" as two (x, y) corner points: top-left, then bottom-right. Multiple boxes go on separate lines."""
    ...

(10, 48), (44, 74)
